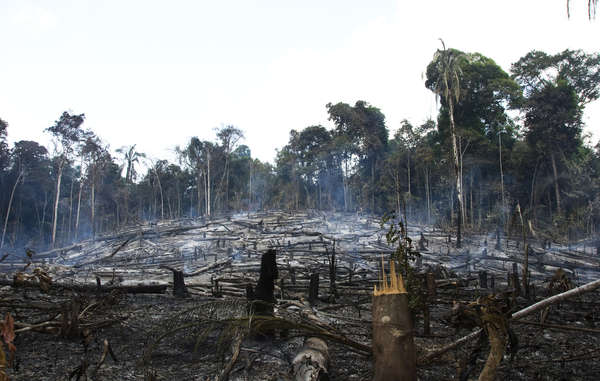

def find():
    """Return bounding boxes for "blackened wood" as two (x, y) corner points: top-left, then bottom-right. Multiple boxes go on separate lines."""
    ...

(0, 278), (166, 294)
(328, 247), (337, 301)
(309, 273), (319, 305)
(252, 249), (278, 316)
(172, 269), (189, 298)
(479, 271), (487, 289)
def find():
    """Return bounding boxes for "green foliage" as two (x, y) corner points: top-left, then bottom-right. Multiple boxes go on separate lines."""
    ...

(380, 212), (423, 311)
(45, 112), (85, 157)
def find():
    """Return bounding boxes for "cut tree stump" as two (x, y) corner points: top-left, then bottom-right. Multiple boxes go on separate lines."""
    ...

(372, 260), (416, 381)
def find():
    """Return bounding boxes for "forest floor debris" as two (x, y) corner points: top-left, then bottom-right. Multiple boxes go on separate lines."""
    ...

(0, 211), (599, 380)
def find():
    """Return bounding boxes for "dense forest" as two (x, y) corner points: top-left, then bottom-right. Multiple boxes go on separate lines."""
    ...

(2, 47), (600, 249)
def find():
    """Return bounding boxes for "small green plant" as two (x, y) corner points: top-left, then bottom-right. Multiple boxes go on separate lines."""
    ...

(380, 212), (423, 311)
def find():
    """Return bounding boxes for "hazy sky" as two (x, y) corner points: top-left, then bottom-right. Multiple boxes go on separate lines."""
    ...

(1, 0), (599, 164)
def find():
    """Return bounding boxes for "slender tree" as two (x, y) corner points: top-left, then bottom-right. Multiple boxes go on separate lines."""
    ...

(426, 40), (467, 247)
(216, 125), (244, 211)
(45, 112), (85, 246)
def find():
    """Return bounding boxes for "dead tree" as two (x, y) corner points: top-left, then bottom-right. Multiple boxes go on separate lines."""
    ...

(327, 247), (337, 301)
(419, 277), (600, 365)
(418, 232), (428, 251)
(249, 249), (278, 317)
(308, 273), (319, 305)
(172, 270), (188, 298)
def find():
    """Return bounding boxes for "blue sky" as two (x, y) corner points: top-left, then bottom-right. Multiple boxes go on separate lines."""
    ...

(1, 0), (599, 163)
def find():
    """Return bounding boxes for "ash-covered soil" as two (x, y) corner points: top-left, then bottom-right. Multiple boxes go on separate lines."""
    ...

(1, 211), (599, 380)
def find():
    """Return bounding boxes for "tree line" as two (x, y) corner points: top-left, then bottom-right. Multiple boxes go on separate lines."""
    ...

(1, 47), (600, 250)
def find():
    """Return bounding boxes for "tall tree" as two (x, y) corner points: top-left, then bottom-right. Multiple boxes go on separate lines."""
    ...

(81, 134), (109, 238)
(10, 141), (51, 245)
(216, 125), (244, 211)
(425, 40), (467, 247)
(116, 144), (145, 224)
(0, 118), (9, 172)
(327, 101), (388, 212)
(178, 137), (207, 216)
(45, 112), (85, 246)
(512, 49), (600, 217)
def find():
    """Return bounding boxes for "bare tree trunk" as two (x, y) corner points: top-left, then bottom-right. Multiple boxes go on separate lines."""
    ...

(91, 181), (95, 238)
(152, 167), (164, 220)
(470, 172), (474, 227)
(425, 167), (431, 225)
(68, 179), (73, 241)
(407, 154), (411, 219)
(459, 138), (467, 228)
(499, 132), (506, 227)
(196, 168), (204, 216)
(177, 181), (182, 218)
(75, 178), (83, 240)
(529, 160), (540, 225)
(478, 318), (507, 381)
(248, 161), (253, 210)
(448, 100), (463, 248)
(51, 160), (64, 247)
(550, 152), (561, 216)
(206, 151), (211, 217)
(395, 173), (401, 217)
(1, 171), (23, 249)
(371, 162), (375, 212)
(225, 157), (230, 212)
(40, 192), (48, 242)
(343, 159), (348, 211)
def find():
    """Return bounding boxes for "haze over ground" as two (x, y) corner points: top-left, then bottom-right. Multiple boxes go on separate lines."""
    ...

(1, 0), (598, 163)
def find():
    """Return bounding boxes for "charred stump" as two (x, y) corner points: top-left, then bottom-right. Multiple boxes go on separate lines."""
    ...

(249, 249), (278, 317)
(308, 273), (319, 305)
(418, 232), (428, 251)
(479, 271), (487, 289)
(172, 269), (189, 298)
(327, 247), (337, 302)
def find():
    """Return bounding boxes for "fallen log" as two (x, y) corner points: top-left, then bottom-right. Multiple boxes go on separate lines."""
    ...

(183, 257), (232, 277)
(73, 238), (133, 268)
(0, 278), (167, 294)
(292, 337), (329, 381)
(418, 277), (600, 365)
(216, 330), (243, 381)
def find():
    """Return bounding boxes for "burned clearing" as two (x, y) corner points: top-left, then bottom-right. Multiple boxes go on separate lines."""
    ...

(0, 211), (598, 380)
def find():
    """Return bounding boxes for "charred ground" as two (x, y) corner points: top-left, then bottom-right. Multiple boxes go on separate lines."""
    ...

(0, 211), (599, 380)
